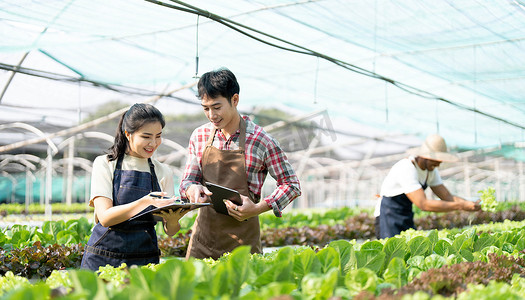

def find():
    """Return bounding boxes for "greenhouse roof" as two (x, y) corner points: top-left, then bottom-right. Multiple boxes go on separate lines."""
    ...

(0, 0), (525, 158)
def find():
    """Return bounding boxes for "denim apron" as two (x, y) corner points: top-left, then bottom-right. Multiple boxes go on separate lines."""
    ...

(81, 155), (161, 271)
(186, 117), (262, 260)
(378, 163), (429, 239)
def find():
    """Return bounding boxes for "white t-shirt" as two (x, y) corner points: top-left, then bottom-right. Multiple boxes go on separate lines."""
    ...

(374, 156), (442, 217)
(89, 154), (175, 207)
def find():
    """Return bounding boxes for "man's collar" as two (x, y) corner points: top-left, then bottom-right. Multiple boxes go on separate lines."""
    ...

(241, 115), (255, 134)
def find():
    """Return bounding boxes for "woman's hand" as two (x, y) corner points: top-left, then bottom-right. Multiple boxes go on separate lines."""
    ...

(94, 193), (178, 228)
(154, 208), (190, 236)
(147, 192), (177, 207)
(154, 208), (189, 223)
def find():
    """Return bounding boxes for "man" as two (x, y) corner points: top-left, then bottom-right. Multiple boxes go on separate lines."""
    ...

(180, 68), (301, 259)
(375, 134), (480, 239)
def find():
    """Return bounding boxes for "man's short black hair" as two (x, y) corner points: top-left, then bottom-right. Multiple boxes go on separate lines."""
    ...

(197, 68), (240, 103)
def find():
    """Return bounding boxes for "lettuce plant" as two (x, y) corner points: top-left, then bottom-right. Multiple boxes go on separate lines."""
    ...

(479, 187), (498, 212)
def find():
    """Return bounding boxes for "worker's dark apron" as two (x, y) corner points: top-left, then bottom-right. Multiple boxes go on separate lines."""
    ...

(379, 163), (429, 239)
(186, 117), (262, 260)
(81, 155), (161, 271)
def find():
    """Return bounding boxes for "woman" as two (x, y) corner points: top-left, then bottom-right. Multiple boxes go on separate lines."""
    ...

(81, 103), (186, 271)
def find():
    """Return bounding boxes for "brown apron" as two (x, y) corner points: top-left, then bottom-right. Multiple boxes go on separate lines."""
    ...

(186, 117), (262, 259)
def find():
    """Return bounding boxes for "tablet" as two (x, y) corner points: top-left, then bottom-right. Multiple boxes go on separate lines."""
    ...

(205, 182), (242, 215)
(129, 202), (211, 222)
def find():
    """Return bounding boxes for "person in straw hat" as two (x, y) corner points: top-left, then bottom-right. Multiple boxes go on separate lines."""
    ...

(374, 134), (481, 239)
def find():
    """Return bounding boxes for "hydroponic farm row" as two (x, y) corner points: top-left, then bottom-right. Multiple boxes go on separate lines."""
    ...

(1, 201), (525, 299)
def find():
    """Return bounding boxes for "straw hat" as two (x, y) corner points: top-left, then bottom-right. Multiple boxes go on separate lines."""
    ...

(407, 134), (458, 162)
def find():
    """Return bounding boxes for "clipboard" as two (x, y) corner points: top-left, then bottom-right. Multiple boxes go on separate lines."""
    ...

(129, 202), (211, 222)
(205, 182), (242, 215)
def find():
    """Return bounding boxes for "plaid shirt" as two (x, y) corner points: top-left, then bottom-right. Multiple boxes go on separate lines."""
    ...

(180, 116), (301, 217)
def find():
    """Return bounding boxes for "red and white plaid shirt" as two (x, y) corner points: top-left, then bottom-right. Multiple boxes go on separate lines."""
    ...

(179, 116), (301, 217)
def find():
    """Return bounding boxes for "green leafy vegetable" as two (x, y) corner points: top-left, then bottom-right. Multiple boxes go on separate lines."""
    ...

(0, 271), (30, 296)
(479, 187), (498, 212)
(344, 267), (378, 296)
(383, 257), (408, 288)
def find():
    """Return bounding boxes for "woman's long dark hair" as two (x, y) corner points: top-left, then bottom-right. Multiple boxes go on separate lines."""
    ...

(107, 103), (165, 161)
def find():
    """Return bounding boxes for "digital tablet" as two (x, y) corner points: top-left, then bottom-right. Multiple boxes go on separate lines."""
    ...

(129, 202), (211, 222)
(205, 182), (242, 215)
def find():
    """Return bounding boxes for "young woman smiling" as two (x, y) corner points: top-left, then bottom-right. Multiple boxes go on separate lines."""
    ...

(81, 103), (187, 271)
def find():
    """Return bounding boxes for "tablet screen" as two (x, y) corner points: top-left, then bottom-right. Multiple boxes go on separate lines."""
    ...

(205, 182), (242, 215)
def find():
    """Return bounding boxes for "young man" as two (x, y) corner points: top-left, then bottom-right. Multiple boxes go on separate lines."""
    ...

(375, 134), (481, 239)
(180, 68), (301, 259)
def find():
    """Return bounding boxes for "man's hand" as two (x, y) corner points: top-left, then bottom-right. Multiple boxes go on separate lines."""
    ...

(224, 195), (269, 222)
(462, 199), (481, 211)
(185, 184), (212, 203)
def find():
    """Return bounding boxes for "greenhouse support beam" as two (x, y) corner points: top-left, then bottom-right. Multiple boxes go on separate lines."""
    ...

(45, 147), (52, 220)
(0, 53), (29, 104)
(0, 81), (196, 153)
(0, 122), (58, 153)
(65, 138), (74, 205)
(519, 162), (524, 202)
(151, 0), (525, 131)
(25, 170), (35, 211)
(0, 0), (74, 103)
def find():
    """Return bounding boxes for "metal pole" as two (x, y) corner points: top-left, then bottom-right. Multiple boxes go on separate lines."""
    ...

(39, 173), (44, 205)
(45, 147), (53, 220)
(518, 161), (525, 201)
(0, 53), (29, 103)
(25, 169), (31, 211)
(66, 138), (75, 205)
(29, 171), (34, 205)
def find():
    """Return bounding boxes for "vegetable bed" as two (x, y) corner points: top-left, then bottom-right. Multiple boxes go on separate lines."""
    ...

(1, 200), (525, 299)
(1, 219), (525, 299)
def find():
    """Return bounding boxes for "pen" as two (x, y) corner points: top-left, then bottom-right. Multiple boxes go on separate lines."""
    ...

(149, 193), (171, 199)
